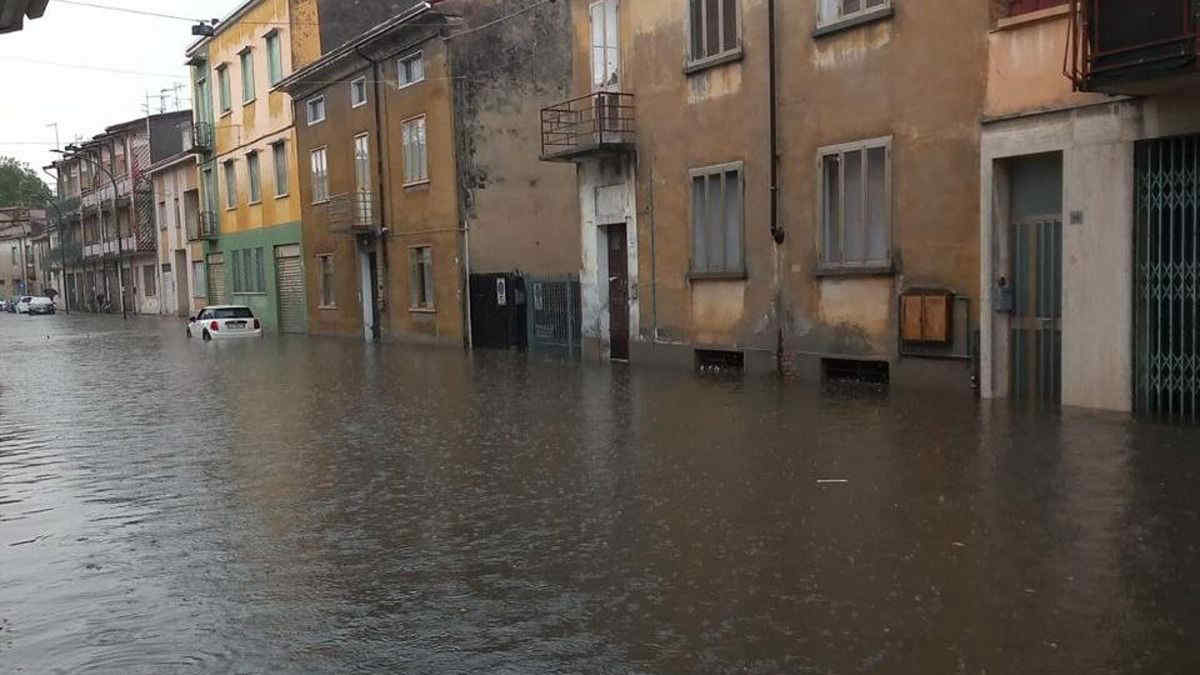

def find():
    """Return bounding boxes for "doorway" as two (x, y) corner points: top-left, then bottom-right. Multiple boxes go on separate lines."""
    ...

(174, 250), (188, 317)
(607, 223), (629, 361)
(359, 246), (379, 342)
(1007, 153), (1063, 404)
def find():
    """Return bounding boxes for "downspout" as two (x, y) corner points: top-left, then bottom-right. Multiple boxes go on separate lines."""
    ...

(356, 43), (388, 342)
(768, 0), (785, 373)
(442, 26), (472, 351)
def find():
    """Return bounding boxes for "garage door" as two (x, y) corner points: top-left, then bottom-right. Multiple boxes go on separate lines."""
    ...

(207, 253), (226, 306)
(275, 245), (306, 334)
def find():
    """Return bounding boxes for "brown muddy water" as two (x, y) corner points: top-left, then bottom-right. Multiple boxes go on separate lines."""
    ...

(1, 313), (1199, 673)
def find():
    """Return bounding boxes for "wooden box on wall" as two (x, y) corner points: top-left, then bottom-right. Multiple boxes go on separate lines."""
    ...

(901, 290), (954, 344)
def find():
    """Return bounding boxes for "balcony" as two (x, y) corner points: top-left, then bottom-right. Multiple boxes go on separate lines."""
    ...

(1067, 0), (1200, 95)
(325, 191), (379, 235)
(181, 121), (213, 154)
(540, 92), (635, 162)
(187, 211), (218, 241)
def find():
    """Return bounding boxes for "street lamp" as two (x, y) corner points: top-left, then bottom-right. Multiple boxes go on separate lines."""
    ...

(52, 146), (127, 320)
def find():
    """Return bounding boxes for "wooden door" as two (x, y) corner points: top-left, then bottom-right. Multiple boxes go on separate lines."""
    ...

(607, 224), (629, 361)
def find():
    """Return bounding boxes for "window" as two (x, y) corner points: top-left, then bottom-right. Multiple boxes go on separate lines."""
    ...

(193, 260), (206, 297)
(240, 48), (255, 103)
(232, 248), (266, 293)
(217, 65), (231, 113)
(817, 0), (891, 29)
(689, 162), (744, 276)
(397, 52), (424, 87)
(306, 96), (326, 125)
(10, 246), (16, 264)
(157, 201), (167, 230)
(310, 147), (328, 202)
(223, 160), (237, 208)
(265, 30), (283, 85)
(318, 254), (335, 306)
(350, 76), (367, 107)
(143, 265), (156, 297)
(402, 116), (427, 185)
(272, 141), (288, 197)
(247, 151), (262, 203)
(410, 246), (434, 309)
(1007, 0), (1066, 17)
(591, 0), (620, 87)
(174, 197), (181, 230)
(688, 0), (739, 65)
(819, 136), (891, 269)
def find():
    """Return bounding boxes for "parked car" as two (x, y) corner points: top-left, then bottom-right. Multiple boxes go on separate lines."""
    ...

(26, 297), (56, 315)
(187, 306), (263, 341)
(14, 296), (33, 314)
(0, 299), (8, 312)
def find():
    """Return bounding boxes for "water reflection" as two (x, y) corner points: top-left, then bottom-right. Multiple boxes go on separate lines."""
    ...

(1, 314), (1199, 672)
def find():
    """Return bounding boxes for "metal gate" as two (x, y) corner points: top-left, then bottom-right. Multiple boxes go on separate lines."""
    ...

(526, 276), (581, 358)
(1135, 136), (1200, 423)
(1011, 216), (1062, 403)
(275, 247), (306, 334)
(207, 253), (226, 306)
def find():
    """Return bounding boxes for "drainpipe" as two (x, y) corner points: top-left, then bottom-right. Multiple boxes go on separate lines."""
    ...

(768, 0), (785, 372)
(356, 43), (388, 342)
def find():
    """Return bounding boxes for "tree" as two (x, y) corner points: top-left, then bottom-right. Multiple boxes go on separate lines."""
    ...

(0, 156), (53, 208)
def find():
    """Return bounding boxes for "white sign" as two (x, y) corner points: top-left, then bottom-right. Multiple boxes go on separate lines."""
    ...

(496, 277), (507, 306)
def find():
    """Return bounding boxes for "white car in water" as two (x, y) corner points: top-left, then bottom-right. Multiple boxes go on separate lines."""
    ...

(187, 305), (263, 341)
(14, 296), (33, 314)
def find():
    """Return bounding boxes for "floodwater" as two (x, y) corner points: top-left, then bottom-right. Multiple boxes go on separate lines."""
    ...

(2, 313), (1199, 674)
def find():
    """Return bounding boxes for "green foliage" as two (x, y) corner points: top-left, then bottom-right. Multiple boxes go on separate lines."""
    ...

(0, 156), (53, 208)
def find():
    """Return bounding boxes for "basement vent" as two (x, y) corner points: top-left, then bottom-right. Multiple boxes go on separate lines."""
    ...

(696, 349), (744, 375)
(822, 358), (889, 386)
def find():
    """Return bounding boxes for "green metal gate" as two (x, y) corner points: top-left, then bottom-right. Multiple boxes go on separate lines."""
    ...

(1135, 136), (1200, 423)
(1011, 216), (1063, 403)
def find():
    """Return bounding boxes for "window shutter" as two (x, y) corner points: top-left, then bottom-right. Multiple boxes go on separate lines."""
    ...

(690, 0), (703, 60)
(422, 248), (434, 307)
(409, 249), (420, 308)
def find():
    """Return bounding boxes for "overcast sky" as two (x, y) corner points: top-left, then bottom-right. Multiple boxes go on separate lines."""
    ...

(0, 0), (239, 184)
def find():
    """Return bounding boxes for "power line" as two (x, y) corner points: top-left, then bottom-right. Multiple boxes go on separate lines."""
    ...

(0, 56), (183, 79)
(52, 0), (202, 22)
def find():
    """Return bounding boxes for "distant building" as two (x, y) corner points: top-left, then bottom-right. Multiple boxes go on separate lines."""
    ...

(146, 119), (207, 318)
(0, 207), (47, 298)
(49, 111), (192, 314)
(185, 0), (321, 334)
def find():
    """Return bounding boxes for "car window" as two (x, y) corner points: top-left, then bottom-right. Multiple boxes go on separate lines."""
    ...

(198, 310), (211, 320)
(213, 308), (254, 319)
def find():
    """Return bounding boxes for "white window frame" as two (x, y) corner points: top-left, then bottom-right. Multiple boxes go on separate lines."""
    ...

(223, 159), (237, 209)
(246, 151), (262, 204)
(397, 52), (424, 88)
(310, 146), (329, 204)
(817, 135), (893, 271)
(686, 0), (742, 70)
(271, 140), (288, 197)
(239, 47), (255, 104)
(350, 76), (368, 108)
(689, 160), (745, 277)
(590, 0), (620, 90)
(306, 95), (326, 126)
(265, 29), (283, 86)
(816, 0), (893, 32)
(401, 115), (428, 186)
(409, 245), (434, 310)
(318, 254), (335, 308)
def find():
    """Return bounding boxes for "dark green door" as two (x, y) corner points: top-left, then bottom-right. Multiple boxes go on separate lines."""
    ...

(1011, 215), (1063, 404)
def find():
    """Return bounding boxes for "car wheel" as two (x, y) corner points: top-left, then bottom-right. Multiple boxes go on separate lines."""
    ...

(202, 329), (212, 342)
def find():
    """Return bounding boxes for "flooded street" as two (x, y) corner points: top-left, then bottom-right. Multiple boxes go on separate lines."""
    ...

(2, 314), (1199, 673)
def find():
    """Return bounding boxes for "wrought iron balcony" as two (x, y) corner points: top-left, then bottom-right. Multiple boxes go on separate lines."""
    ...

(181, 121), (213, 154)
(1067, 0), (1200, 95)
(540, 92), (635, 162)
(325, 191), (380, 235)
(187, 210), (219, 241)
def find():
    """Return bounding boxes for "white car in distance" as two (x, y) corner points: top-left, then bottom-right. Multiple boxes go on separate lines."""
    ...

(14, 296), (33, 313)
(187, 305), (263, 341)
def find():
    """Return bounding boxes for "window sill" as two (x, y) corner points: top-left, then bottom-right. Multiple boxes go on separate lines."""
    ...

(812, 6), (894, 38)
(312, 198), (330, 205)
(814, 263), (895, 278)
(242, 98), (256, 107)
(308, 118), (326, 126)
(409, 306), (436, 314)
(352, 100), (367, 109)
(318, 304), (337, 310)
(397, 79), (425, 91)
(225, 206), (237, 212)
(247, 199), (262, 206)
(993, 4), (1070, 32)
(219, 110), (232, 118)
(687, 270), (747, 281)
(403, 179), (430, 190)
(683, 46), (744, 76)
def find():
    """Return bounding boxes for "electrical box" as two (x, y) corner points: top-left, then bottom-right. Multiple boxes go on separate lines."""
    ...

(901, 290), (954, 344)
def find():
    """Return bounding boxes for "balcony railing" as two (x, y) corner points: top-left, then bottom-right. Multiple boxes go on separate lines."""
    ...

(181, 121), (213, 154)
(189, 211), (219, 240)
(540, 92), (635, 161)
(325, 191), (379, 234)
(1067, 0), (1200, 94)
